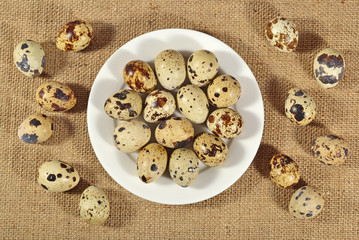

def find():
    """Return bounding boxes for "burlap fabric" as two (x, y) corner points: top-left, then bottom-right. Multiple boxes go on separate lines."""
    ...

(1, 0), (358, 239)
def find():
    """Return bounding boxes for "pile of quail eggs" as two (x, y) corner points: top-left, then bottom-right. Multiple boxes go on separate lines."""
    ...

(15, 20), (110, 225)
(104, 49), (243, 187)
(265, 16), (349, 219)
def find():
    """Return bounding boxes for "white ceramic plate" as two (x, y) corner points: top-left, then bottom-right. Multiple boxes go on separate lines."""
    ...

(87, 29), (264, 205)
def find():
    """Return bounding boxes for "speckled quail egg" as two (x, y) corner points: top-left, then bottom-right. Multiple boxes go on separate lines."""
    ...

(113, 120), (151, 153)
(56, 20), (93, 52)
(289, 186), (325, 219)
(155, 117), (194, 148)
(155, 49), (186, 90)
(38, 160), (80, 192)
(123, 60), (157, 93)
(18, 113), (53, 144)
(207, 108), (243, 139)
(137, 143), (168, 183)
(79, 186), (110, 225)
(285, 88), (316, 126)
(311, 135), (348, 165)
(270, 154), (300, 189)
(104, 89), (142, 120)
(36, 81), (77, 112)
(265, 16), (298, 52)
(13, 40), (45, 78)
(143, 89), (176, 123)
(169, 148), (200, 187)
(314, 48), (345, 88)
(193, 132), (228, 167)
(177, 84), (209, 124)
(187, 50), (219, 87)
(207, 75), (241, 107)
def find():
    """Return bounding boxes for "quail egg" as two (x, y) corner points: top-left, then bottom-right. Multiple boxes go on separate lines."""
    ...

(18, 113), (53, 144)
(56, 20), (93, 52)
(177, 84), (209, 124)
(36, 81), (77, 112)
(207, 108), (243, 139)
(193, 132), (228, 167)
(169, 148), (200, 187)
(289, 186), (325, 219)
(285, 88), (316, 126)
(155, 117), (194, 148)
(187, 50), (219, 87)
(265, 16), (298, 52)
(143, 89), (176, 123)
(13, 40), (45, 78)
(123, 60), (157, 93)
(314, 48), (345, 88)
(270, 154), (300, 188)
(155, 49), (186, 90)
(311, 135), (348, 165)
(38, 160), (80, 192)
(137, 143), (168, 183)
(104, 89), (142, 120)
(113, 120), (151, 153)
(207, 75), (241, 107)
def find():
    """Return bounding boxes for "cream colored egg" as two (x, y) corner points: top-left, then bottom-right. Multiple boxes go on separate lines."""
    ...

(311, 135), (348, 165)
(289, 186), (324, 219)
(143, 89), (176, 123)
(18, 113), (53, 144)
(207, 108), (243, 139)
(269, 154), (300, 189)
(104, 89), (142, 120)
(187, 50), (219, 87)
(169, 148), (199, 187)
(207, 75), (241, 108)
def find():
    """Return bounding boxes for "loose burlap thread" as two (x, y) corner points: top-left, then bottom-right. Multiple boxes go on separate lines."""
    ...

(0, 0), (358, 239)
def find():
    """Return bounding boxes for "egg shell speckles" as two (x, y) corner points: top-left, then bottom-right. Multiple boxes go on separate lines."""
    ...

(187, 50), (219, 87)
(207, 108), (243, 139)
(313, 48), (345, 89)
(155, 49), (186, 90)
(18, 113), (53, 144)
(79, 186), (110, 225)
(207, 75), (241, 108)
(38, 160), (80, 192)
(56, 20), (93, 52)
(284, 88), (316, 126)
(177, 84), (209, 124)
(13, 40), (45, 78)
(104, 89), (142, 120)
(311, 135), (348, 165)
(123, 60), (157, 93)
(143, 89), (176, 123)
(265, 16), (298, 52)
(169, 148), (200, 187)
(137, 143), (168, 183)
(113, 120), (151, 153)
(155, 117), (194, 148)
(36, 81), (77, 112)
(289, 186), (325, 219)
(193, 132), (228, 167)
(269, 154), (300, 189)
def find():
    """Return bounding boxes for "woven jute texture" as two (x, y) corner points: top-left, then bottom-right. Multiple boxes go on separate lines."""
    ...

(1, 0), (358, 239)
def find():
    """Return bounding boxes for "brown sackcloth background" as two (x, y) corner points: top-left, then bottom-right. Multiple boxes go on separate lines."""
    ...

(1, 0), (358, 239)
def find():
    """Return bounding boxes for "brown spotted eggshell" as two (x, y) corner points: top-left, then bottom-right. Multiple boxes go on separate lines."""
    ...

(265, 16), (298, 52)
(187, 50), (219, 87)
(289, 186), (324, 219)
(137, 143), (168, 183)
(143, 89), (176, 123)
(207, 108), (243, 139)
(193, 132), (228, 167)
(207, 75), (241, 108)
(104, 89), (142, 120)
(169, 148), (200, 187)
(269, 154), (300, 189)
(36, 81), (77, 112)
(311, 135), (348, 165)
(56, 20), (93, 52)
(38, 160), (80, 192)
(79, 186), (110, 225)
(314, 48), (345, 88)
(155, 117), (194, 148)
(123, 60), (157, 93)
(18, 113), (53, 144)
